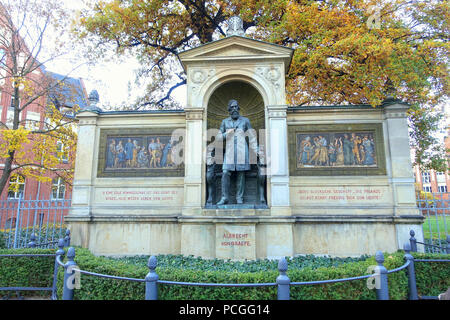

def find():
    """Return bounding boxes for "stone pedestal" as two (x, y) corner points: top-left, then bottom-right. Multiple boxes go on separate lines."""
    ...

(216, 224), (256, 260)
(179, 209), (293, 260)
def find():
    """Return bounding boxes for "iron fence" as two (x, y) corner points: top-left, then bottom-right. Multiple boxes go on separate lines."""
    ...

(409, 229), (450, 255)
(416, 192), (449, 253)
(0, 195), (70, 249)
(53, 229), (449, 301)
(1, 230), (448, 300)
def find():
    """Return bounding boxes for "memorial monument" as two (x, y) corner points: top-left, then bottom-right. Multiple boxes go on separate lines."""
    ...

(212, 99), (264, 206)
(66, 16), (424, 259)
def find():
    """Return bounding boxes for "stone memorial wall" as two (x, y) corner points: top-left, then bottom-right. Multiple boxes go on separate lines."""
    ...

(66, 23), (424, 259)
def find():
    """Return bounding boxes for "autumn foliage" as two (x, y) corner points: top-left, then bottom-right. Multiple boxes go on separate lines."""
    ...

(75, 0), (448, 169)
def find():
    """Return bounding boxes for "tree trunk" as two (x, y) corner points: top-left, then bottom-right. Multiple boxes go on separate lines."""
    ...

(0, 152), (15, 196)
(0, 83), (21, 196)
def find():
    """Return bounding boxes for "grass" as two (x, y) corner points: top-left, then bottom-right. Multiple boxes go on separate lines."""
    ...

(423, 216), (449, 239)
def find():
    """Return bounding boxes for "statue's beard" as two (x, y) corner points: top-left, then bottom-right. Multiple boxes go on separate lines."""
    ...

(231, 111), (239, 120)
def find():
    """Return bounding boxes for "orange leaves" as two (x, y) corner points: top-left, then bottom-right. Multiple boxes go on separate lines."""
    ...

(76, 0), (448, 110)
(280, 0), (447, 107)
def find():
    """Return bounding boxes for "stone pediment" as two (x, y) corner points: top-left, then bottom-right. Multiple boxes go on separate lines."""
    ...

(179, 36), (293, 72)
(196, 43), (273, 58)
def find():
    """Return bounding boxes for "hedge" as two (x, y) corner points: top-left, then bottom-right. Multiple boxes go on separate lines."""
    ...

(109, 254), (369, 273)
(1, 248), (449, 300)
(412, 252), (450, 297)
(0, 248), (56, 298)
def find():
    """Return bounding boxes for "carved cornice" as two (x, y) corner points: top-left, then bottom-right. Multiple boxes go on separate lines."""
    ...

(78, 119), (98, 126)
(383, 102), (409, 119)
(267, 105), (288, 118)
(185, 108), (204, 120)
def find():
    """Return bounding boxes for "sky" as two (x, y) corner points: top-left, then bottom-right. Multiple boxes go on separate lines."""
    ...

(44, 0), (186, 109)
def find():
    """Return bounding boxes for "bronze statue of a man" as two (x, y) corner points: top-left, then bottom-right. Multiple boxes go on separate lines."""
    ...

(216, 99), (259, 205)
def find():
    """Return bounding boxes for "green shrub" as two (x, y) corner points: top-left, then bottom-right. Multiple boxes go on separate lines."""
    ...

(412, 252), (450, 297)
(1, 247), (448, 300)
(0, 232), (6, 249)
(0, 248), (56, 298)
(109, 254), (369, 273)
(56, 249), (447, 300)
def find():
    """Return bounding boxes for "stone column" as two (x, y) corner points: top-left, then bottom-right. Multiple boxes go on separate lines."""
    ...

(182, 108), (204, 215)
(267, 105), (291, 216)
(66, 111), (99, 246)
(383, 100), (424, 249)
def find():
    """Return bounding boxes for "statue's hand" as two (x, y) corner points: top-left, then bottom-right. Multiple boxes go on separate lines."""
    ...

(216, 132), (226, 140)
(258, 150), (266, 165)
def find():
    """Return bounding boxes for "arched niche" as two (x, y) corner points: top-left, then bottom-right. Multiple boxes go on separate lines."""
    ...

(206, 80), (265, 131)
(205, 80), (267, 207)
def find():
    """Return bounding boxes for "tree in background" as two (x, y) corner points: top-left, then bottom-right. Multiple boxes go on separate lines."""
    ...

(75, 0), (448, 170)
(0, 0), (84, 196)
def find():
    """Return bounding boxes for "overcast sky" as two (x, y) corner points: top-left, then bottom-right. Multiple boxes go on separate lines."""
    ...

(43, 0), (186, 109)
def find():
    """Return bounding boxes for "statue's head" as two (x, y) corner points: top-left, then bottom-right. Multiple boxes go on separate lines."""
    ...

(227, 99), (240, 120)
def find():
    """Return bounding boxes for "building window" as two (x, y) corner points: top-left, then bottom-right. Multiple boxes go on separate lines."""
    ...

(56, 141), (68, 163)
(422, 172), (431, 184)
(51, 177), (66, 200)
(7, 175), (25, 199)
(438, 185), (448, 193)
(436, 172), (446, 183)
(422, 185), (432, 193)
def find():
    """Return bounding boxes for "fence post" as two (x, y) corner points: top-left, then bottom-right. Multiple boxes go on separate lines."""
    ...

(277, 257), (290, 300)
(27, 233), (36, 248)
(145, 255), (159, 300)
(52, 239), (65, 300)
(375, 251), (389, 300)
(62, 247), (77, 300)
(409, 230), (417, 252)
(64, 229), (71, 247)
(13, 195), (22, 249)
(446, 235), (450, 254)
(403, 243), (418, 300)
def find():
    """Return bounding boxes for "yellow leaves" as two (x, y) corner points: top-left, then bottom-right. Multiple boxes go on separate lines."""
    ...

(0, 104), (77, 187)
(7, 173), (25, 194)
(13, 77), (36, 99)
(0, 127), (31, 158)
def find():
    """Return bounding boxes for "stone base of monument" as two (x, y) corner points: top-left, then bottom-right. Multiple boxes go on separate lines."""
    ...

(215, 224), (256, 260)
(202, 208), (270, 216)
(178, 211), (295, 260)
(206, 204), (269, 209)
(67, 211), (425, 260)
